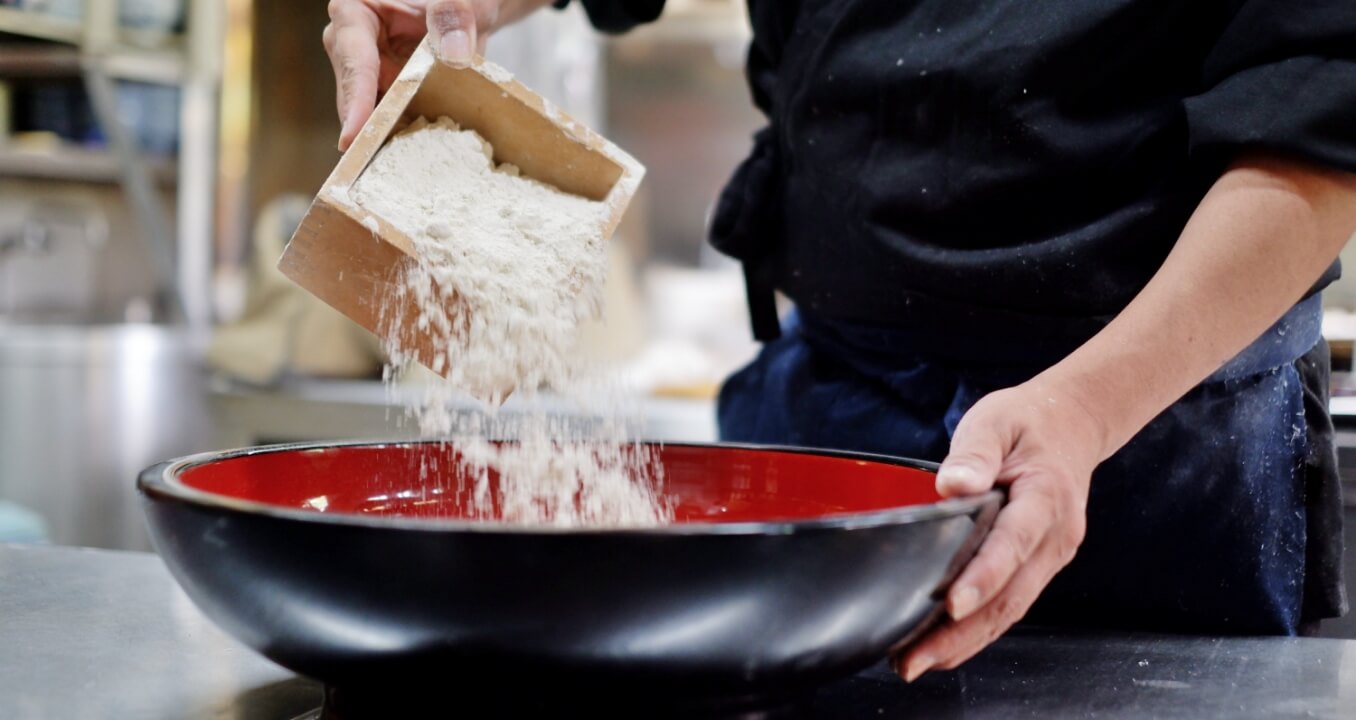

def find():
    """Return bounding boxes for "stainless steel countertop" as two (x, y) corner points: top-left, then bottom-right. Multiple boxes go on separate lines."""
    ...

(3, 543), (1356, 719)
(0, 544), (318, 720)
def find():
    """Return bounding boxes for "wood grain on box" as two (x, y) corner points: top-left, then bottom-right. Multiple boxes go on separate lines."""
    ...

(278, 38), (643, 374)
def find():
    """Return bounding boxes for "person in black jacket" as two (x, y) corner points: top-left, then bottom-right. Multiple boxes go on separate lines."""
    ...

(325, 0), (1356, 681)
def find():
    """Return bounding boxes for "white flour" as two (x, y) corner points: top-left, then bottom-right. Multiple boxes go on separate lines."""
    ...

(352, 116), (608, 402)
(350, 116), (668, 527)
(478, 61), (515, 84)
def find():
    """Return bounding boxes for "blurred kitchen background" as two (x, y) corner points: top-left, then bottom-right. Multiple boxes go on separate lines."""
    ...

(0, 0), (1353, 638)
(0, 0), (760, 552)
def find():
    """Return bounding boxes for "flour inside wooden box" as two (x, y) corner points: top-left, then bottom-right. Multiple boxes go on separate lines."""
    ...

(351, 116), (669, 528)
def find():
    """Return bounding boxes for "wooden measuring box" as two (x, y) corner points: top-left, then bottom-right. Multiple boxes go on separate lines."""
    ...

(277, 39), (644, 374)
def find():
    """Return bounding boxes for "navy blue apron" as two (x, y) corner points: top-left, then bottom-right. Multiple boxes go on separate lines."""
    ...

(717, 298), (1333, 634)
(706, 0), (1349, 633)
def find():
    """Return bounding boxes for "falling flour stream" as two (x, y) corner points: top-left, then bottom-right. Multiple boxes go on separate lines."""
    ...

(349, 117), (670, 527)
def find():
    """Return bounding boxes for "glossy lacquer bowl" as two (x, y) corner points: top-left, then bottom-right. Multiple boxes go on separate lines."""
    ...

(138, 441), (1000, 715)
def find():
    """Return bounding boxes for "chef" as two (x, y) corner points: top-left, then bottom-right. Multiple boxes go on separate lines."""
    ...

(325, 0), (1356, 681)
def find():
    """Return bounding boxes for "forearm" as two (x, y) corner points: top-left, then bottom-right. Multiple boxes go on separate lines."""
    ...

(1040, 154), (1356, 459)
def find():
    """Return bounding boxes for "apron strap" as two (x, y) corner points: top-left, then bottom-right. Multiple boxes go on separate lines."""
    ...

(711, 126), (784, 341)
(743, 259), (782, 341)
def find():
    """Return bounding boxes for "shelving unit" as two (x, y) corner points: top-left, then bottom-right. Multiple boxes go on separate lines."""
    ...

(0, 144), (175, 183)
(0, 43), (81, 75)
(0, 6), (80, 43)
(0, 1), (220, 330)
(0, 41), (184, 81)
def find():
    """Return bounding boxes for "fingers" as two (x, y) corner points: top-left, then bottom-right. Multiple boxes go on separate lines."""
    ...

(945, 479), (1060, 621)
(324, 1), (381, 150)
(427, 0), (479, 66)
(892, 384), (1098, 685)
(897, 534), (1061, 682)
(936, 409), (1006, 498)
(894, 470), (1088, 683)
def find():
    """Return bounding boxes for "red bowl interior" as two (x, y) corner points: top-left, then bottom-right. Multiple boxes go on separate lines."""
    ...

(177, 444), (941, 525)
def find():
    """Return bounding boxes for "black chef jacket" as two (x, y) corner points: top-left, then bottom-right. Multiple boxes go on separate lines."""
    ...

(560, 0), (1356, 624)
(569, 0), (1356, 361)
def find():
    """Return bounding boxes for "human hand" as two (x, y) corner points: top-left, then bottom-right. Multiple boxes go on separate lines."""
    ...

(324, 0), (552, 150)
(893, 379), (1108, 682)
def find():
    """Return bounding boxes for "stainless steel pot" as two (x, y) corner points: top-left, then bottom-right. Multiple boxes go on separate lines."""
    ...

(0, 324), (215, 550)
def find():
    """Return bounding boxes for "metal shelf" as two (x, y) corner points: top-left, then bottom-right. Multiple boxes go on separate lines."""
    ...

(101, 46), (187, 84)
(0, 45), (80, 76)
(0, 7), (81, 44)
(0, 6), (184, 52)
(0, 146), (175, 184)
(0, 44), (186, 84)
(108, 29), (189, 84)
(0, 1), (234, 331)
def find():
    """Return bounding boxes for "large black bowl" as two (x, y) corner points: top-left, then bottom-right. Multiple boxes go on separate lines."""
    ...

(138, 441), (1000, 715)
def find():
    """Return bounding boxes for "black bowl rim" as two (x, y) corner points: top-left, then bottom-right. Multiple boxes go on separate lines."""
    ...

(138, 440), (1002, 536)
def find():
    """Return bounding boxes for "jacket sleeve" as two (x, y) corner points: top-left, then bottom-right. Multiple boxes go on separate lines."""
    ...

(1183, 0), (1356, 172)
(553, 0), (665, 34)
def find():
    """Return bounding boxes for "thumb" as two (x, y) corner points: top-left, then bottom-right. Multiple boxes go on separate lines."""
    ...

(937, 412), (1006, 498)
(427, 0), (478, 66)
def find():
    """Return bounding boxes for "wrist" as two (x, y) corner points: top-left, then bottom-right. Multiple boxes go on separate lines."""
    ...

(1024, 368), (1124, 463)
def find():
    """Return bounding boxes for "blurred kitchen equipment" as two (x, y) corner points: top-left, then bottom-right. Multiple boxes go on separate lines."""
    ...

(1325, 406), (1356, 639)
(278, 39), (643, 375)
(0, 198), (106, 319)
(207, 194), (382, 385)
(16, 0), (184, 33)
(0, 499), (46, 542)
(0, 80), (11, 139)
(118, 0), (183, 44)
(16, 0), (80, 19)
(0, 324), (214, 550)
(0, 0), (221, 330)
(1339, 473), (1356, 639)
(623, 264), (757, 397)
(605, 10), (760, 267)
(113, 81), (180, 155)
(139, 440), (999, 715)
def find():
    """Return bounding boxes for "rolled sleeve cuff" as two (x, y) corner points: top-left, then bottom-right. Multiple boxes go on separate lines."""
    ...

(1184, 56), (1356, 173)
